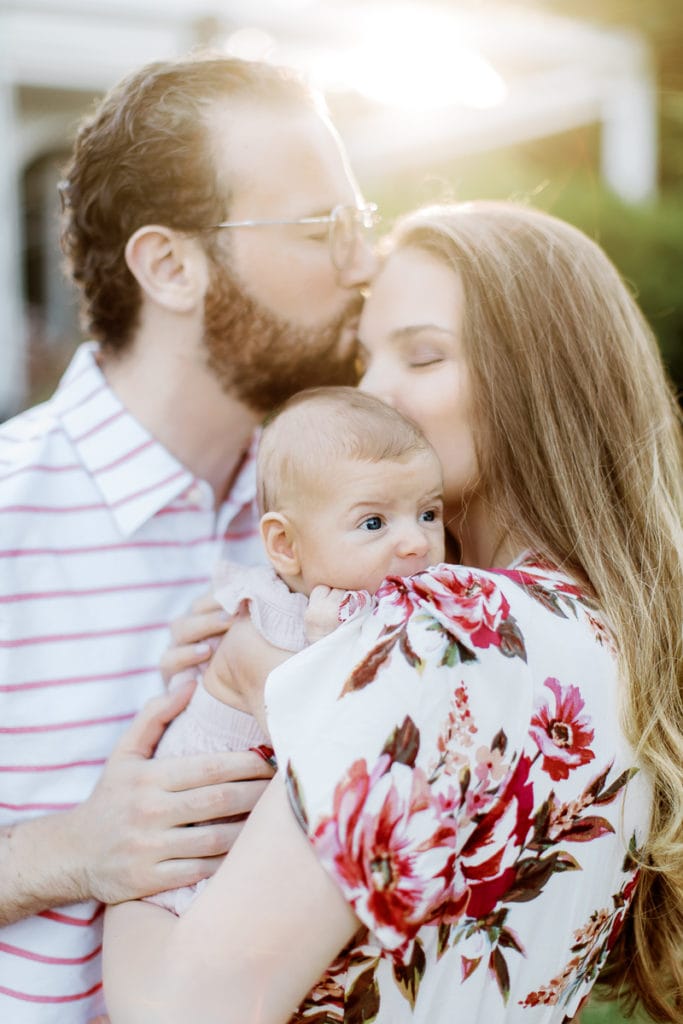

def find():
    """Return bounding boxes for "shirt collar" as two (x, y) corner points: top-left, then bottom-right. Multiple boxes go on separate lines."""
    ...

(53, 343), (256, 537)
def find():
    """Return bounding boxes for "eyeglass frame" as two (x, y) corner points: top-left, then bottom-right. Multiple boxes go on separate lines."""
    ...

(201, 202), (380, 271)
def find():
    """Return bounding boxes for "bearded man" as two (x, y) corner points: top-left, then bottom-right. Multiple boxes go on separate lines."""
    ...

(0, 55), (377, 1023)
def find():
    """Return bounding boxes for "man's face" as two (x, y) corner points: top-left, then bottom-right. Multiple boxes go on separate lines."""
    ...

(201, 100), (375, 411)
(202, 255), (363, 413)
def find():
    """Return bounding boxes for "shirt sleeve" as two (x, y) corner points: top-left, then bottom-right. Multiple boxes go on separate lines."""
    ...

(267, 563), (651, 1018)
(264, 565), (540, 950)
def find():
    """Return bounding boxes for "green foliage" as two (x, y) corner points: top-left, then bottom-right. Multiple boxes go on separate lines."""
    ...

(372, 126), (683, 397)
(583, 987), (654, 1024)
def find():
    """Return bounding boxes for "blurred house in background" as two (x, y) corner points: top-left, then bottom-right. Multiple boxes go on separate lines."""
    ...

(0, 0), (658, 417)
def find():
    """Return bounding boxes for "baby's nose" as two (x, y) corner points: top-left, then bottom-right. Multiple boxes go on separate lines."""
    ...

(395, 523), (430, 557)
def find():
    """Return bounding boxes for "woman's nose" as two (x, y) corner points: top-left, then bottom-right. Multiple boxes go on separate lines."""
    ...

(359, 365), (395, 408)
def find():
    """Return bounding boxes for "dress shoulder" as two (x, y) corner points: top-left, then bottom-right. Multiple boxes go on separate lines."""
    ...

(266, 561), (651, 1023)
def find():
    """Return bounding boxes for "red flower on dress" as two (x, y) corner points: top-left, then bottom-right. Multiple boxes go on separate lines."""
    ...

(376, 567), (510, 650)
(312, 756), (459, 949)
(529, 677), (595, 781)
(338, 588), (374, 622)
(457, 753), (536, 920)
(374, 575), (421, 626)
(497, 565), (584, 602)
(411, 566), (511, 650)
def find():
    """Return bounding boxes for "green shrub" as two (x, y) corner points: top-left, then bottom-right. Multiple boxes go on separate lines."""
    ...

(371, 128), (683, 398)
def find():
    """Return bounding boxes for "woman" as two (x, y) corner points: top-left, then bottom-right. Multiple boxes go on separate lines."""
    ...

(103, 202), (683, 1024)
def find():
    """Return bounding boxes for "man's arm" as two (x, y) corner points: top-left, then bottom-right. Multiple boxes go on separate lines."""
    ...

(0, 682), (273, 926)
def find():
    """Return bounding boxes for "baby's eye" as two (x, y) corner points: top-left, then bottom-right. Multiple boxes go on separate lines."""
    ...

(360, 515), (383, 531)
(420, 508), (441, 523)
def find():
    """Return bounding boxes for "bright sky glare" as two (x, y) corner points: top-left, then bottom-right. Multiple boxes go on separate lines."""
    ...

(225, 3), (507, 113)
(309, 4), (508, 111)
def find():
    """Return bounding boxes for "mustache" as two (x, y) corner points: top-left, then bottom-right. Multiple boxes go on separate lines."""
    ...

(342, 294), (366, 327)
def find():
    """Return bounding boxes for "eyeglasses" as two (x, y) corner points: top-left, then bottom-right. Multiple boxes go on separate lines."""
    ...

(204, 202), (380, 271)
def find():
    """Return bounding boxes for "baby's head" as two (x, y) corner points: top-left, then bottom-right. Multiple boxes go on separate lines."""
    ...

(257, 387), (445, 595)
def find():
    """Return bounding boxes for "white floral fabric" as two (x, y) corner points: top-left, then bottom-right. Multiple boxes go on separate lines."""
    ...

(265, 557), (651, 1024)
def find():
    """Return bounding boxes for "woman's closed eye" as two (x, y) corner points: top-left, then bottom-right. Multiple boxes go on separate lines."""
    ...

(407, 347), (445, 368)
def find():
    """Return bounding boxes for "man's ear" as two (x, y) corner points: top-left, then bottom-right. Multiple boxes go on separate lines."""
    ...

(125, 225), (204, 313)
(260, 512), (302, 579)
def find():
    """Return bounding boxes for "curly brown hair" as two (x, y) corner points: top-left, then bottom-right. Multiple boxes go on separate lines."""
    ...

(60, 54), (315, 353)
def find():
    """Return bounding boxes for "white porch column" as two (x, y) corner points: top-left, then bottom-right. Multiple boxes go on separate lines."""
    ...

(0, 80), (26, 417)
(601, 36), (658, 204)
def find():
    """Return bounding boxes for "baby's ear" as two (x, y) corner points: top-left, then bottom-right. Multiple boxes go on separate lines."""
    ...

(260, 512), (301, 578)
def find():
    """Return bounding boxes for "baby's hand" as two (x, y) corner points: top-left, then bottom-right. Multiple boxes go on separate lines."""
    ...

(304, 585), (347, 644)
(160, 589), (233, 688)
(204, 612), (292, 730)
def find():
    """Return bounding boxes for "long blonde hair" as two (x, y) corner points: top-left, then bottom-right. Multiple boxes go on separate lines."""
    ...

(389, 202), (683, 1021)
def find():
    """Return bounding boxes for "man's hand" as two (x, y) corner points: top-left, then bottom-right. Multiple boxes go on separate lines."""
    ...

(71, 682), (274, 905)
(0, 683), (273, 925)
(160, 591), (233, 686)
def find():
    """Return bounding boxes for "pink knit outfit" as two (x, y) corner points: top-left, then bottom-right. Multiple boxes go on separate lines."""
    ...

(145, 562), (310, 916)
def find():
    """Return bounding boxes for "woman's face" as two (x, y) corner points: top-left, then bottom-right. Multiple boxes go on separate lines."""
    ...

(358, 245), (478, 517)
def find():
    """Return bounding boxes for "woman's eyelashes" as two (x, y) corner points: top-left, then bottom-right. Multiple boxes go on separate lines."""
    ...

(407, 347), (445, 368)
(354, 340), (446, 381)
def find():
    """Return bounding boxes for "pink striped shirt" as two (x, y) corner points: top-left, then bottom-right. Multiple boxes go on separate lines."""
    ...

(0, 343), (264, 1022)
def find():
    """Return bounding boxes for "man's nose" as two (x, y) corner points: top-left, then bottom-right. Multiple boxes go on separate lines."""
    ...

(338, 233), (378, 290)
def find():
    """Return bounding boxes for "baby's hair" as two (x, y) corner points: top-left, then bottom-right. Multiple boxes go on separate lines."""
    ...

(257, 386), (436, 514)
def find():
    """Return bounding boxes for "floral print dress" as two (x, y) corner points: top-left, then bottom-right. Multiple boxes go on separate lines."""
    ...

(264, 557), (651, 1024)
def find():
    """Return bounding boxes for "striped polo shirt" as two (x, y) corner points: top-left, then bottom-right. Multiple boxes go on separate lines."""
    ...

(0, 343), (264, 1022)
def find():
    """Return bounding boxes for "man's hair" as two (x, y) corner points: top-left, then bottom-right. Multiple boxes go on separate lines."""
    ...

(257, 386), (437, 514)
(60, 54), (317, 353)
(387, 201), (683, 1023)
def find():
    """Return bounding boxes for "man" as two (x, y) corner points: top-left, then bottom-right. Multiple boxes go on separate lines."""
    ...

(0, 55), (377, 1022)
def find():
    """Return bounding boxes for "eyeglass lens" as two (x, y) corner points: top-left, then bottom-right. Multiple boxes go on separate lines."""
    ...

(330, 207), (376, 270)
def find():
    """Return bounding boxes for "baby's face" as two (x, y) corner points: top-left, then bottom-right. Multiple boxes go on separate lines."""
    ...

(292, 450), (445, 594)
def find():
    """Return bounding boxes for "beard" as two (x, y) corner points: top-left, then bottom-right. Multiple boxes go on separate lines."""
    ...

(202, 260), (363, 415)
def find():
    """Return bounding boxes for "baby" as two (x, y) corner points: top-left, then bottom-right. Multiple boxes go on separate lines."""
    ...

(148, 386), (445, 914)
